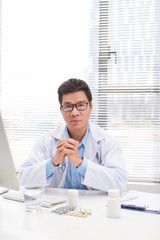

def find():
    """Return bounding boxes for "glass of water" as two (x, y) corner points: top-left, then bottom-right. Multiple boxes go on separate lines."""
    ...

(23, 185), (44, 213)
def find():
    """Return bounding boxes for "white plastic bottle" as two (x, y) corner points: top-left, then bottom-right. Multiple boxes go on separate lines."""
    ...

(67, 189), (79, 208)
(107, 189), (121, 218)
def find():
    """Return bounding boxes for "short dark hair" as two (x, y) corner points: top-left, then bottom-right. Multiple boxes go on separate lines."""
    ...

(57, 78), (92, 105)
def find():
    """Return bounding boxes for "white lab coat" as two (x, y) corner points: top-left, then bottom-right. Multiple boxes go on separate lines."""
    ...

(19, 122), (128, 192)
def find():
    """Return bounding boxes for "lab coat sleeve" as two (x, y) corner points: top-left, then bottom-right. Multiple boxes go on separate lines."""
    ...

(18, 160), (47, 186)
(81, 137), (128, 193)
(18, 134), (54, 186)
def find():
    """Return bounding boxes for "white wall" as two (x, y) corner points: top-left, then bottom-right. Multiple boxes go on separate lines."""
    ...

(127, 182), (160, 194)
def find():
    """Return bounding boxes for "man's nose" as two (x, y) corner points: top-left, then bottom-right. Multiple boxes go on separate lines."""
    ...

(71, 105), (79, 115)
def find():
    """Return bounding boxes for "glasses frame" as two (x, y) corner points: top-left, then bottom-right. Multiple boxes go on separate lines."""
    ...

(61, 102), (89, 112)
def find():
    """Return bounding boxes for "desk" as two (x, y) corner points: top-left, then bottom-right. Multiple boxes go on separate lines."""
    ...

(0, 188), (159, 240)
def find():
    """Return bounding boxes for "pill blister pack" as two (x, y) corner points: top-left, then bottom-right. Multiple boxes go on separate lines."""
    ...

(52, 206), (76, 215)
(51, 206), (92, 218)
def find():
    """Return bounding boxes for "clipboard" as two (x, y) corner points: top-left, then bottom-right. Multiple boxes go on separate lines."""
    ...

(121, 191), (160, 214)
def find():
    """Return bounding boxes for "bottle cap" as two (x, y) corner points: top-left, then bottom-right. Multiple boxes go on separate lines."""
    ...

(68, 189), (78, 196)
(108, 189), (120, 197)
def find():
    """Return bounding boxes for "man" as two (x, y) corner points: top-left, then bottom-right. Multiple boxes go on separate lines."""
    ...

(19, 78), (127, 192)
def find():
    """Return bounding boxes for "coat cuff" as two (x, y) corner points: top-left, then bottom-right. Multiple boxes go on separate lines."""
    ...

(77, 158), (88, 177)
(46, 159), (58, 178)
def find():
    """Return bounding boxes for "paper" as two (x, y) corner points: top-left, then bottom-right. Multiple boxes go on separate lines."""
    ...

(0, 187), (8, 195)
(121, 191), (139, 202)
(121, 191), (160, 213)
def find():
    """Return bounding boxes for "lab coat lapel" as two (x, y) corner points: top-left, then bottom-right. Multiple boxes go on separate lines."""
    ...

(84, 122), (104, 161)
(84, 134), (99, 161)
(51, 123), (66, 140)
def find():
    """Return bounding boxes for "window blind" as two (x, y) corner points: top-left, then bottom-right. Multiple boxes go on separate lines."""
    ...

(89, 0), (160, 182)
(1, 0), (160, 183)
(1, 0), (91, 169)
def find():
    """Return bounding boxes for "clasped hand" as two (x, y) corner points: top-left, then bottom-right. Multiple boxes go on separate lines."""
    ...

(52, 138), (83, 168)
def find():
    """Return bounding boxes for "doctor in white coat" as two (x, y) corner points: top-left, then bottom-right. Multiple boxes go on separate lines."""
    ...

(19, 78), (127, 192)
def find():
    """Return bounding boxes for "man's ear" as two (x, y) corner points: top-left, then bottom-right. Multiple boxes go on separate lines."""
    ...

(90, 101), (93, 112)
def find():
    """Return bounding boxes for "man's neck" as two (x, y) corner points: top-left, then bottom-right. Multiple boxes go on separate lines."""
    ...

(67, 127), (87, 143)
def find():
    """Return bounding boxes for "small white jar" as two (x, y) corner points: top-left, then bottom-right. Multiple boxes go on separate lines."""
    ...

(67, 189), (79, 208)
(107, 189), (121, 218)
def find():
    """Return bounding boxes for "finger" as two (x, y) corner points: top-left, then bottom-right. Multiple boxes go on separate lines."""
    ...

(56, 139), (67, 148)
(57, 138), (67, 145)
(57, 142), (77, 152)
(57, 138), (79, 148)
(58, 138), (79, 147)
(67, 138), (79, 147)
(60, 148), (77, 156)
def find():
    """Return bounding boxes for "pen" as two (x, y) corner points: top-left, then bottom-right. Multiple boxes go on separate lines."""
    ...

(121, 204), (146, 211)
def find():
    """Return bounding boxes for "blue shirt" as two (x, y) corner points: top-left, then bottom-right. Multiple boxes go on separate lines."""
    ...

(46, 125), (89, 189)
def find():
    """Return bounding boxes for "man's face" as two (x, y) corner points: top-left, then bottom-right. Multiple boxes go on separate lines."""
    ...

(60, 90), (93, 133)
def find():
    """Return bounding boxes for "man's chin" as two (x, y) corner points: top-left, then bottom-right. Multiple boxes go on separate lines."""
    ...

(70, 124), (82, 129)
(68, 122), (83, 130)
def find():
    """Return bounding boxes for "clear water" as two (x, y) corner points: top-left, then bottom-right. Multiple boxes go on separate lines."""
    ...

(24, 189), (42, 213)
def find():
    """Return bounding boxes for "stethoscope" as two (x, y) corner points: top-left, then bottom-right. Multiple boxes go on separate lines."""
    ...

(59, 162), (66, 172)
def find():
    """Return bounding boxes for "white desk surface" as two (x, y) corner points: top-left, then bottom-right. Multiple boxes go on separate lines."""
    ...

(0, 188), (159, 240)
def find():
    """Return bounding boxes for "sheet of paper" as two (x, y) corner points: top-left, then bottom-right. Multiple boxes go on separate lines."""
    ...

(0, 187), (8, 195)
(121, 191), (160, 212)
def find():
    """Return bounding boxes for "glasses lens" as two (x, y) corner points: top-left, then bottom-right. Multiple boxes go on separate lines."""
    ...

(76, 103), (88, 111)
(62, 105), (73, 112)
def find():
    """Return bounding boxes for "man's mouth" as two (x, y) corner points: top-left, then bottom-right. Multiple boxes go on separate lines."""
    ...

(70, 120), (81, 123)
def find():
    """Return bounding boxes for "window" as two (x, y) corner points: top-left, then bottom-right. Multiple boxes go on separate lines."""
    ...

(1, 0), (91, 169)
(0, 0), (160, 183)
(90, 0), (160, 182)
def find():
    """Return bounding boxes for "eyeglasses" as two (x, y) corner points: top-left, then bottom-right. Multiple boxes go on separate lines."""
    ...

(61, 102), (89, 112)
